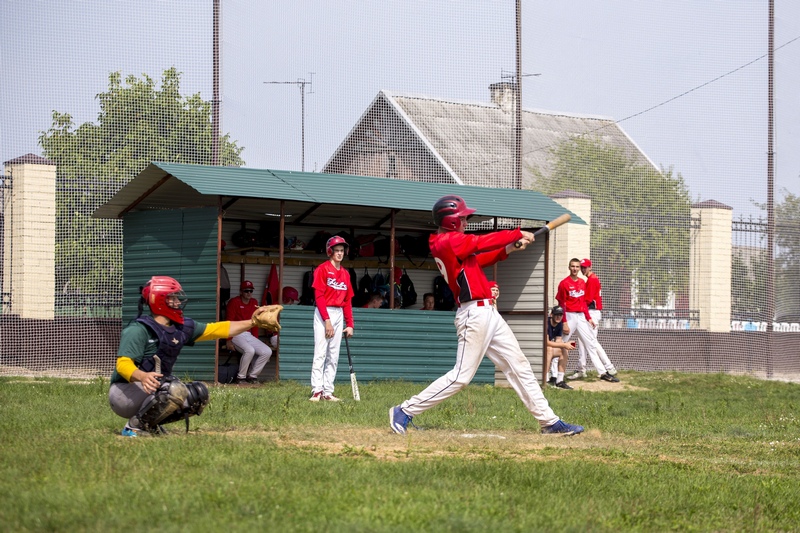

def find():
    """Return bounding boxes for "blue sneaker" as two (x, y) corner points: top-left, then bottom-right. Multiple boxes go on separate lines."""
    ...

(542, 420), (584, 436)
(121, 425), (141, 437)
(389, 406), (412, 435)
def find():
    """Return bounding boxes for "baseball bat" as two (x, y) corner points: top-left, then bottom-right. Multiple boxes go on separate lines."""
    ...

(344, 336), (361, 401)
(515, 213), (572, 248)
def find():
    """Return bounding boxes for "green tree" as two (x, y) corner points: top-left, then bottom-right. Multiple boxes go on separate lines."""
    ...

(39, 68), (245, 295)
(530, 136), (692, 312)
(774, 190), (800, 321)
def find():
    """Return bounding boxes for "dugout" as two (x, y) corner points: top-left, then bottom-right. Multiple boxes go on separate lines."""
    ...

(93, 162), (583, 384)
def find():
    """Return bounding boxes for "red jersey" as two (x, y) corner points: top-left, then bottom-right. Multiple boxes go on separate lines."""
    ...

(556, 276), (592, 321)
(429, 228), (522, 305)
(585, 273), (603, 311)
(312, 260), (355, 328)
(226, 295), (260, 337)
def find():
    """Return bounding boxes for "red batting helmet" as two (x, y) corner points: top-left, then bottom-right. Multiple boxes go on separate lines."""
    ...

(326, 235), (349, 257)
(141, 276), (188, 324)
(432, 195), (476, 231)
(282, 286), (299, 304)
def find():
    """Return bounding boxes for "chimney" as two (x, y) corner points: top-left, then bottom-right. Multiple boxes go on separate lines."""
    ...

(489, 82), (517, 113)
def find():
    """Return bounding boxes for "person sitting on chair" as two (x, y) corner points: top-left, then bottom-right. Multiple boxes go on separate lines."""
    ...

(225, 280), (273, 384)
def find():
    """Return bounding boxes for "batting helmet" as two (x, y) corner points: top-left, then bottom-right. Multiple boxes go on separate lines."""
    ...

(282, 286), (299, 304)
(326, 235), (349, 257)
(432, 195), (476, 231)
(141, 276), (188, 324)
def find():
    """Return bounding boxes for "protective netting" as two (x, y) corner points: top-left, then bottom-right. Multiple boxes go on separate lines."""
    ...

(1, 1), (798, 381)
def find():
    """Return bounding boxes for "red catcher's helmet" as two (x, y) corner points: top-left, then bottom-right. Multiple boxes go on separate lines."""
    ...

(141, 276), (188, 324)
(326, 235), (349, 257)
(432, 195), (476, 231)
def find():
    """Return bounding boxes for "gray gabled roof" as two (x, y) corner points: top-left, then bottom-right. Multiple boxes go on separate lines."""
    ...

(94, 162), (585, 231)
(325, 89), (657, 190)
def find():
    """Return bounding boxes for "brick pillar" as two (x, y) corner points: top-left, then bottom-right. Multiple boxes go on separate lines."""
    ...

(548, 190), (591, 306)
(690, 200), (732, 332)
(3, 154), (56, 319)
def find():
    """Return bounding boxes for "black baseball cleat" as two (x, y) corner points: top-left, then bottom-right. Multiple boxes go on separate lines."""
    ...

(555, 381), (573, 390)
(547, 376), (557, 386)
(600, 373), (620, 383)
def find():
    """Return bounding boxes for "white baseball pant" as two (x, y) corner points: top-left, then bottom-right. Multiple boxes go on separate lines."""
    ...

(401, 299), (559, 428)
(576, 309), (616, 374)
(562, 312), (606, 375)
(311, 306), (343, 395)
(232, 331), (272, 379)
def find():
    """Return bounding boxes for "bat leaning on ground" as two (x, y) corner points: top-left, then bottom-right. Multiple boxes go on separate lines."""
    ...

(515, 213), (572, 248)
(344, 336), (361, 401)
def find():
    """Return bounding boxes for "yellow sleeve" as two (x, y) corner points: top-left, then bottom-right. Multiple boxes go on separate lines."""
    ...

(116, 357), (138, 382)
(196, 321), (231, 342)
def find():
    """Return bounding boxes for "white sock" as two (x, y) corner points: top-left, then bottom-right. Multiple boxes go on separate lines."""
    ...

(557, 372), (565, 382)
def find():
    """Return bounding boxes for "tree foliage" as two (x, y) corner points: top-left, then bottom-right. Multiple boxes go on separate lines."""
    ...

(530, 136), (692, 311)
(774, 190), (800, 321)
(39, 68), (245, 294)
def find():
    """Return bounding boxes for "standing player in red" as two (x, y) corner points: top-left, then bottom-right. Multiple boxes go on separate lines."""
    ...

(556, 258), (619, 382)
(572, 258), (618, 380)
(309, 236), (355, 402)
(389, 195), (584, 436)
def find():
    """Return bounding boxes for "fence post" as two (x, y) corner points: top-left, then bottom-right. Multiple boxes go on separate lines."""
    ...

(690, 200), (732, 332)
(3, 154), (57, 319)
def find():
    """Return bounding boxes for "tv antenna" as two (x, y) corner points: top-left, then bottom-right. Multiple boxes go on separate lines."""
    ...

(265, 73), (315, 171)
(500, 69), (541, 84)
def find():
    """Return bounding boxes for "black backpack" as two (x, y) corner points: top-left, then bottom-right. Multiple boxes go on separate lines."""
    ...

(300, 267), (315, 305)
(433, 275), (455, 311)
(355, 268), (373, 307)
(400, 269), (417, 308)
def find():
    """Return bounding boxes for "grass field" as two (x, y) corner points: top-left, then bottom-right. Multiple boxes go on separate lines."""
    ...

(1, 372), (799, 532)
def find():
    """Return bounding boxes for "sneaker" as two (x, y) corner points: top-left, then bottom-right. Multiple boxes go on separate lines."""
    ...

(600, 373), (620, 383)
(309, 391), (323, 402)
(121, 425), (141, 437)
(233, 377), (246, 384)
(567, 371), (586, 380)
(322, 394), (341, 402)
(542, 420), (584, 435)
(246, 377), (259, 384)
(389, 406), (413, 435)
(555, 381), (573, 390)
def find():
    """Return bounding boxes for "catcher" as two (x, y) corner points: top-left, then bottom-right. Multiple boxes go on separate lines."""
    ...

(108, 275), (282, 437)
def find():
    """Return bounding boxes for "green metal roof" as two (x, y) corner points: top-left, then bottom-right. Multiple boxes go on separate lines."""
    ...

(94, 162), (585, 230)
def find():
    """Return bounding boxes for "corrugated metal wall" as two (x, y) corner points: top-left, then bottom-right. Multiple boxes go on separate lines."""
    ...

(122, 207), (219, 380)
(277, 305), (496, 384)
(491, 239), (547, 384)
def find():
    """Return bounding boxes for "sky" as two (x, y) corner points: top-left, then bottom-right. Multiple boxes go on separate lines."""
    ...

(2, 0), (798, 218)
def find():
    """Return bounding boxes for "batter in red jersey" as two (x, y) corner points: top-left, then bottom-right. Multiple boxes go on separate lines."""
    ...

(389, 195), (584, 436)
(556, 258), (619, 382)
(309, 236), (355, 402)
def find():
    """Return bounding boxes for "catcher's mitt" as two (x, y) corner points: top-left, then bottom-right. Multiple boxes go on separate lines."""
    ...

(251, 305), (283, 332)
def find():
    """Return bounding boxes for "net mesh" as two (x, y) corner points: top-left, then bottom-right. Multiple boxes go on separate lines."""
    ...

(1, 1), (798, 381)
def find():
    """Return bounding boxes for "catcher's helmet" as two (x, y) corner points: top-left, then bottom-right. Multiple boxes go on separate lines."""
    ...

(326, 235), (349, 257)
(432, 195), (476, 231)
(142, 276), (188, 324)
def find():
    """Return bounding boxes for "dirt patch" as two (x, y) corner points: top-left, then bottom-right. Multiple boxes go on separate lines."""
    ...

(560, 379), (648, 392)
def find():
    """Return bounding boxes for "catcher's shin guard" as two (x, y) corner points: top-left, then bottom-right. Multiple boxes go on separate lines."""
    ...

(157, 381), (210, 433)
(136, 377), (189, 433)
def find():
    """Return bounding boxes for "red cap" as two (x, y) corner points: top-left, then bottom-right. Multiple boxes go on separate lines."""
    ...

(580, 258), (592, 268)
(487, 281), (498, 289)
(240, 280), (255, 290)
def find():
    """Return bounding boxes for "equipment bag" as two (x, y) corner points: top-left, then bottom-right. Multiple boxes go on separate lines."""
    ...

(300, 267), (316, 305)
(433, 275), (456, 311)
(400, 269), (417, 308)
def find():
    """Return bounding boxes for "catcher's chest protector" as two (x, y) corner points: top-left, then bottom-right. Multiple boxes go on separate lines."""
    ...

(136, 316), (196, 376)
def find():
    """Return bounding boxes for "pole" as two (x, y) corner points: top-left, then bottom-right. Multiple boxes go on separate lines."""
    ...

(212, 0), (220, 165)
(514, 0), (523, 189)
(264, 76), (314, 172)
(766, 0), (775, 376)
